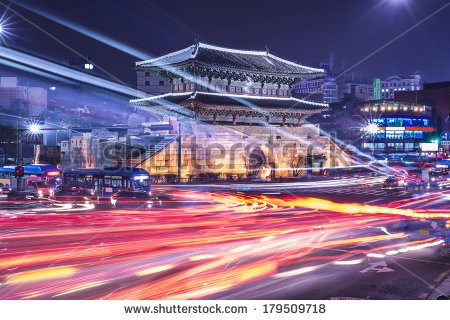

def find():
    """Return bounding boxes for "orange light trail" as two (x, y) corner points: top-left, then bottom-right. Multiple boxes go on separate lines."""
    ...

(0, 189), (447, 299)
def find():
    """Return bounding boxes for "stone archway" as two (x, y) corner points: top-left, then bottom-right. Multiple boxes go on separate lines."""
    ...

(248, 147), (266, 178)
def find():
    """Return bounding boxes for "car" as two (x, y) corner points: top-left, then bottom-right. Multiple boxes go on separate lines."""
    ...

(383, 176), (405, 189)
(371, 154), (388, 165)
(404, 176), (427, 190)
(440, 235), (450, 257)
(0, 183), (10, 194)
(27, 180), (54, 198)
(110, 190), (153, 208)
(54, 185), (96, 203)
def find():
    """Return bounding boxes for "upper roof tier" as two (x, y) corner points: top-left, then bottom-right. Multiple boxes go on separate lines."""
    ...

(136, 42), (324, 79)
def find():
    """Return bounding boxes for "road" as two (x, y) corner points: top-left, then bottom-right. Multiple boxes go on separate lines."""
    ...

(0, 175), (449, 300)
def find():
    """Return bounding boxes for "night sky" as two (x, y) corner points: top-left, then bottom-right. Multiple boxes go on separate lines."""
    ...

(1, 0), (449, 87)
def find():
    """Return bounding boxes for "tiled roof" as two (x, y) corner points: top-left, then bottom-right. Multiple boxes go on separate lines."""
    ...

(136, 43), (324, 77)
(130, 91), (328, 111)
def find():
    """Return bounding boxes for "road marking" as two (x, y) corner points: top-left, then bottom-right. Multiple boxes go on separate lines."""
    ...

(360, 261), (395, 273)
(388, 255), (450, 266)
(434, 270), (450, 283)
(418, 292), (429, 299)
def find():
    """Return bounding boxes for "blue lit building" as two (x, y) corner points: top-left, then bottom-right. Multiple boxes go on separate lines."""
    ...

(359, 101), (436, 152)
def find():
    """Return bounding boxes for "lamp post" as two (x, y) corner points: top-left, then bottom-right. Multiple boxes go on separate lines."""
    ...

(28, 123), (40, 164)
(177, 121), (181, 183)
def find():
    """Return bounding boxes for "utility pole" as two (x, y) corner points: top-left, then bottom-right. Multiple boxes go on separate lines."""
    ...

(177, 121), (182, 183)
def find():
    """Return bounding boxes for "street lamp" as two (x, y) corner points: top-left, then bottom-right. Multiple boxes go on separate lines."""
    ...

(362, 122), (380, 154)
(29, 124), (40, 134)
(26, 122), (41, 163)
(363, 123), (379, 135)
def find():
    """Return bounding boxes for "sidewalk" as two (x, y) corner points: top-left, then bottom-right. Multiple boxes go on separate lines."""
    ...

(428, 271), (450, 300)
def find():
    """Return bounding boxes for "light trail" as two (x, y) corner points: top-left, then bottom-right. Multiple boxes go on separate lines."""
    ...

(0, 46), (147, 98)
(0, 189), (447, 299)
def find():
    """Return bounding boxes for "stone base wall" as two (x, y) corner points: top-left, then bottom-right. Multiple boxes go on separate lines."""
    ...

(139, 123), (353, 180)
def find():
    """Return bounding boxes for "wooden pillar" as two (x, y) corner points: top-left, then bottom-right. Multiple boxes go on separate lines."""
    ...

(282, 116), (286, 126)
(213, 114), (217, 125)
(232, 114), (237, 126)
(265, 116), (270, 124)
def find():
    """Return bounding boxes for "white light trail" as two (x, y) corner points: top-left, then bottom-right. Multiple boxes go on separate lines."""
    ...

(0, 46), (146, 98)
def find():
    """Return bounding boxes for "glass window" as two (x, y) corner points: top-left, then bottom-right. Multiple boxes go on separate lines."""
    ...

(386, 118), (397, 126)
(414, 131), (423, 139)
(402, 118), (413, 126)
(375, 143), (385, 150)
(111, 179), (122, 188)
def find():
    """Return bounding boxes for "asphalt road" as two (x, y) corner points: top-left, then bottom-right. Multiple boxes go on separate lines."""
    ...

(0, 176), (448, 300)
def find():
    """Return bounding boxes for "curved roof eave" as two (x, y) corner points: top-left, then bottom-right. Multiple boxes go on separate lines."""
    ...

(135, 42), (325, 77)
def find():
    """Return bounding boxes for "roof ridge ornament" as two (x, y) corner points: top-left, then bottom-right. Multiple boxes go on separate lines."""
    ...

(193, 38), (200, 56)
(265, 45), (269, 55)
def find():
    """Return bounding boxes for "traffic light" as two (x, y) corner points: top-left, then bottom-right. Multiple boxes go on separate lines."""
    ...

(14, 166), (24, 178)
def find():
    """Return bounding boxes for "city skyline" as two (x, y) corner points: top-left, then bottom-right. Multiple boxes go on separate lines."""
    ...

(0, 0), (449, 88)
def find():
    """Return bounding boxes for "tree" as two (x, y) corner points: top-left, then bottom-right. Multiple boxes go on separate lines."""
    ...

(286, 154), (305, 177)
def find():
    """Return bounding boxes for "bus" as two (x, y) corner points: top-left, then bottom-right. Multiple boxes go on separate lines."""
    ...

(62, 167), (151, 199)
(0, 164), (62, 196)
(0, 164), (62, 185)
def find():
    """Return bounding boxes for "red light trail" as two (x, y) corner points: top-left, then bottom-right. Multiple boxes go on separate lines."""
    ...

(0, 190), (447, 299)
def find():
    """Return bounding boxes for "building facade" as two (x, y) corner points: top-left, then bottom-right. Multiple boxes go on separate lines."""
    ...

(343, 82), (374, 102)
(359, 101), (435, 152)
(132, 43), (353, 180)
(136, 71), (172, 95)
(379, 75), (421, 100)
(292, 62), (339, 104)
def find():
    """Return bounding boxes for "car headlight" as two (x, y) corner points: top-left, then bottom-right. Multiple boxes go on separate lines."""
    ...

(38, 190), (43, 195)
(398, 180), (405, 185)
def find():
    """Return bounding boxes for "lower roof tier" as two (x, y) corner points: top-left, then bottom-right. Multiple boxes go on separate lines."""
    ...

(130, 91), (329, 119)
